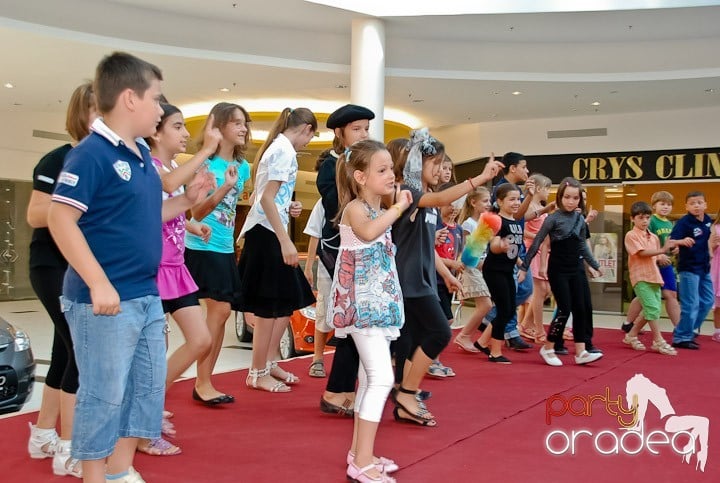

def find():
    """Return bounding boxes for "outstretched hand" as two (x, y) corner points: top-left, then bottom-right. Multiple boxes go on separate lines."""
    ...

(185, 169), (216, 205)
(481, 152), (505, 180)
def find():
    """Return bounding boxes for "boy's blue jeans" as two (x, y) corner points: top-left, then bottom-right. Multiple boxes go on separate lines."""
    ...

(673, 271), (713, 343)
(486, 265), (534, 339)
(62, 295), (166, 460)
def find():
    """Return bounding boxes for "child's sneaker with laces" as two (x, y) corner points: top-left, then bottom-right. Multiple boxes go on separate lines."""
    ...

(106, 467), (145, 483)
(28, 423), (58, 459)
(53, 440), (82, 478)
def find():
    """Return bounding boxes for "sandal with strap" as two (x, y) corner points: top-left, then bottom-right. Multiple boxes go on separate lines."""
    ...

(391, 386), (436, 425)
(563, 328), (574, 340)
(136, 437), (182, 456)
(246, 367), (291, 393)
(651, 339), (677, 355)
(161, 416), (176, 438)
(269, 361), (300, 385)
(519, 325), (536, 340)
(308, 360), (326, 378)
(534, 332), (547, 344)
(427, 361), (447, 378)
(347, 462), (396, 483)
(623, 335), (646, 351)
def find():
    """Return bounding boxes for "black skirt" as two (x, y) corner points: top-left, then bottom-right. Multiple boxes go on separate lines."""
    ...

(235, 225), (315, 318)
(184, 248), (241, 303)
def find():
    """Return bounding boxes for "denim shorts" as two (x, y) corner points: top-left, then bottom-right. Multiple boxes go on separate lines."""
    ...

(61, 295), (166, 460)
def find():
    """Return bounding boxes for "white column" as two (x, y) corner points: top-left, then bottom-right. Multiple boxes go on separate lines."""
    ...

(351, 18), (385, 141)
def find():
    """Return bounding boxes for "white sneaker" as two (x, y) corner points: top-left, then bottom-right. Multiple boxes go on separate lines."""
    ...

(106, 467), (146, 483)
(53, 440), (82, 478)
(28, 423), (58, 459)
(575, 350), (603, 365)
(539, 346), (563, 367)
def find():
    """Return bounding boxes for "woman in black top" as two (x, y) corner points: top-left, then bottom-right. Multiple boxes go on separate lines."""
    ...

(26, 82), (96, 477)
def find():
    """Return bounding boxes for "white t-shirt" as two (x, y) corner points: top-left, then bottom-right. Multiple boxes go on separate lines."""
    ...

(462, 217), (477, 235)
(240, 133), (298, 237)
(303, 199), (325, 239)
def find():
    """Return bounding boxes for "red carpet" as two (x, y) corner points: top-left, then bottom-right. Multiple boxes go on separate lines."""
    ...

(2, 328), (718, 482)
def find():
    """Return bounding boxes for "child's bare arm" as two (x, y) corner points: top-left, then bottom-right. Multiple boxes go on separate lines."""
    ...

(48, 203), (119, 315)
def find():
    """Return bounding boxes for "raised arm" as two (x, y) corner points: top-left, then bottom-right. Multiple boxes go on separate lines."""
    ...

(418, 158), (504, 208)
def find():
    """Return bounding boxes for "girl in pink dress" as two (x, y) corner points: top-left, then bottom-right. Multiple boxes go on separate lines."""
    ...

(137, 103), (222, 456)
(520, 174), (554, 343)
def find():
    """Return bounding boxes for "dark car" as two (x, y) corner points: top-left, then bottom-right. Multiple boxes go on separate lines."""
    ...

(0, 317), (36, 414)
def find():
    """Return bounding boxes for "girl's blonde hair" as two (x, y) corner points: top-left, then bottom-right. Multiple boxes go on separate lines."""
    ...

(333, 140), (388, 225)
(252, 107), (317, 183)
(528, 173), (552, 190)
(459, 186), (490, 224)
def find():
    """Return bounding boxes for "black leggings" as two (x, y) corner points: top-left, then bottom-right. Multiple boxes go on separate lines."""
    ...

(29, 266), (78, 394)
(325, 336), (359, 394)
(483, 269), (516, 341)
(547, 267), (591, 344)
(394, 295), (452, 383)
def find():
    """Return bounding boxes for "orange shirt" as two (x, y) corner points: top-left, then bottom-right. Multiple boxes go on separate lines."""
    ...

(624, 226), (663, 287)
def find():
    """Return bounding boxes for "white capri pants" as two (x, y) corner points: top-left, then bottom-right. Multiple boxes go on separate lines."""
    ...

(350, 332), (395, 423)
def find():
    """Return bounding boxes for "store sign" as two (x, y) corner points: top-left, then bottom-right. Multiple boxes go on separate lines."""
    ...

(528, 148), (720, 184)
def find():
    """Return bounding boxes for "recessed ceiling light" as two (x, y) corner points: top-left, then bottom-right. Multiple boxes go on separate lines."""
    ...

(3, 83), (14, 89)
(591, 101), (601, 106)
(219, 87), (230, 92)
(512, 91), (522, 96)
(705, 88), (715, 93)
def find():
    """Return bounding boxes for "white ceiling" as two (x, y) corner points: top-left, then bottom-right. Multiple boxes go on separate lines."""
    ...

(1, 0), (720, 128)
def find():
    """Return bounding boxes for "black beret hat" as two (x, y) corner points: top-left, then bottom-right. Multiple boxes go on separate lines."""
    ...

(326, 104), (375, 129)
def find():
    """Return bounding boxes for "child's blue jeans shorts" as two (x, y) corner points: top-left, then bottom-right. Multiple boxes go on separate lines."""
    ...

(61, 294), (166, 460)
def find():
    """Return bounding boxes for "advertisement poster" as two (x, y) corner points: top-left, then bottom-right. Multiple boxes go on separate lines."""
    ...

(590, 232), (618, 283)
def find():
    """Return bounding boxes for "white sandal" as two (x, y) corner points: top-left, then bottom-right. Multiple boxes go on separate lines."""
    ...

(246, 367), (291, 393)
(269, 361), (300, 385)
(651, 339), (677, 356)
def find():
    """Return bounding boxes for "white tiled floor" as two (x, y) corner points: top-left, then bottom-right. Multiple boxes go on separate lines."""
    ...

(0, 298), (712, 419)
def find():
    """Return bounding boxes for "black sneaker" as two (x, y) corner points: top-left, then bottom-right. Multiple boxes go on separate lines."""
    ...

(488, 354), (512, 364)
(672, 341), (700, 350)
(621, 322), (634, 333)
(473, 341), (491, 355)
(586, 344), (603, 354)
(554, 345), (569, 355)
(506, 336), (533, 351)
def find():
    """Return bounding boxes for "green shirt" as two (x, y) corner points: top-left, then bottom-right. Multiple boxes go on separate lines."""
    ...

(649, 214), (673, 245)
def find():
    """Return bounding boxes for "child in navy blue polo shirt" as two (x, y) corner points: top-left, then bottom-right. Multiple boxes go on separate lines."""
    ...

(48, 52), (213, 483)
(670, 191), (713, 350)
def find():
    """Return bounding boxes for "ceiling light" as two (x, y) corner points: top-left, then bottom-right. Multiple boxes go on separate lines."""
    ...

(512, 91), (522, 96)
(219, 87), (230, 92)
(3, 83), (14, 89)
(705, 89), (715, 93)
(412, 99), (424, 103)
(591, 101), (601, 106)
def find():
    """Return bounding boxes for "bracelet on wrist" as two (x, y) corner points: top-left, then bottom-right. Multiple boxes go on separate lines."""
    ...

(467, 177), (476, 189)
(391, 204), (403, 218)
